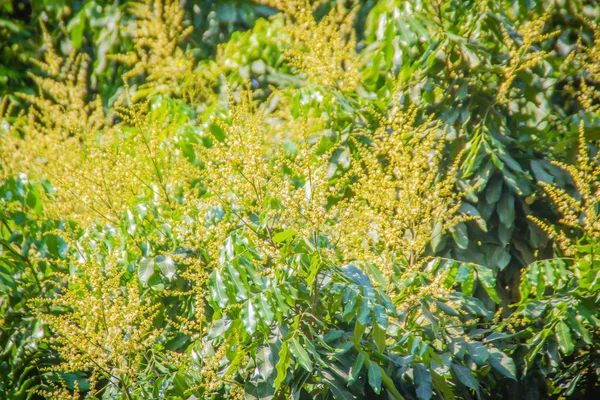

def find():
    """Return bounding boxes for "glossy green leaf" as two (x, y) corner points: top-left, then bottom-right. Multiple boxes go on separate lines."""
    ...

(138, 257), (155, 285)
(348, 352), (365, 385)
(156, 255), (176, 280)
(475, 266), (501, 303)
(289, 337), (313, 372)
(209, 269), (229, 308)
(274, 341), (290, 391)
(245, 379), (275, 400)
(555, 321), (574, 356)
(256, 293), (274, 325)
(466, 341), (488, 366)
(242, 299), (257, 335)
(272, 228), (296, 243)
(367, 362), (382, 394)
(488, 347), (517, 380)
(207, 318), (232, 340)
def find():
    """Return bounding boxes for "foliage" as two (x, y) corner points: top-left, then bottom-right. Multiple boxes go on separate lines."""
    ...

(1, 0), (599, 399)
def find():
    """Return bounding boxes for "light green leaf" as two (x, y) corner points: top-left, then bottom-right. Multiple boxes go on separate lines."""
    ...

(272, 228), (296, 243)
(257, 345), (275, 380)
(209, 270), (229, 308)
(227, 263), (249, 301)
(156, 255), (176, 280)
(256, 293), (274, 325)
(138, 257), (155, 285)
(242, 300), (257, 335)
(372, 321), (386, 353)
(274, 342), (290, 391)
(207, 318), (232, 340)
(67, 10), (87, 49)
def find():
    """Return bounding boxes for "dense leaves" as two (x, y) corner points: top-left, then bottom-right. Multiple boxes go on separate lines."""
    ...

(1, 0), (599, 399)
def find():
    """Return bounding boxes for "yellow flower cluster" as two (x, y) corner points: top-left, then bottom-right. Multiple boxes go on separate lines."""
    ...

(110, 0), (195, 102)
(258, 0), (361, 89)
(529, 123), (600, 255)
(497, 12), (559, 104)
(0, 23), (103, 181)
(1, 0), (481, 395)
(35, 237), (160, 396)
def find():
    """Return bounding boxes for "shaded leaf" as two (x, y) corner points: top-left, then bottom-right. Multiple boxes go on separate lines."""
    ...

(488, 347), (517, 380)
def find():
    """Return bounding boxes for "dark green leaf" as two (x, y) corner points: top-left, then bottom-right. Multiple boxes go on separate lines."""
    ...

(414, 363), (433, 400)
(488, 347), (517, 380)
(349, 353), (365, 385)
(368, 362), (382, 394)
(466, 341), (488, 366)
(451, 363), (479, 390)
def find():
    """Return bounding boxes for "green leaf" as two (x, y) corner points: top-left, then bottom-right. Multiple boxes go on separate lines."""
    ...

(414, 363), (433, 400)
(245, 380), (275, 400)
(289, 337), (313, 372)
(485, 176), (503, 204)
(272, 228), (296, 243)
(368, 362), (382, 394)
(342, 264), (375, 300)
(466, 341), (489, 366)
(209, 270), (229, 308)
(207, 318), (232, 340)
(431, 221), (444, 252)
(321, 370), (357, 400)
(451, 363), (479, 390)
(431, 370), (456, 400)
(257, 345), (275, 380)
(373, 304), (388, 329)
(475, 266), (501, 303)
(497, 191), (515, 227)
(372, 321), (386, 353)
(450, 222), (468, 250)
(138, 257), (155, 285)
(489, 246), (511, 271)
(67, 9), (87, 50)
(256, 293), (274, 325)
(488, 347), (517, 380)
(242, 300), (257, 335)
(349, 353), (365, 385)
(227, 262), (249, 301)
(274, 341), (290, 391)
(567, 313), (593, 345)
(156, 255), (176, 280)
(555, 321), (574, 356)
(434, 299), (460, 317)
